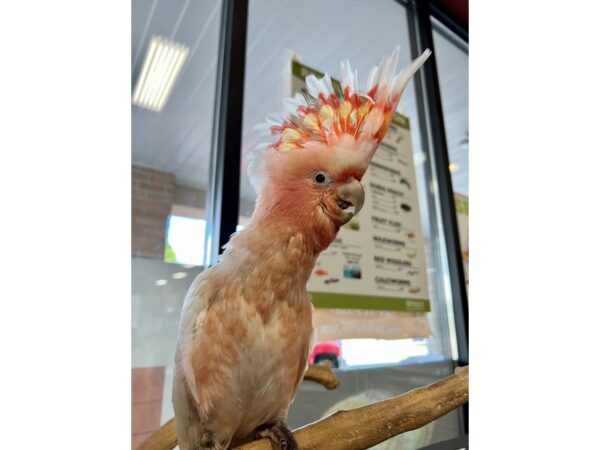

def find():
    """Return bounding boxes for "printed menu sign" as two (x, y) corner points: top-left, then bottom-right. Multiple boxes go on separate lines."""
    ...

(291, 60), (431, 313)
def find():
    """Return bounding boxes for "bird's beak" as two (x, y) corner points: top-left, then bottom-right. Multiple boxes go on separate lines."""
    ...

(335, 178), (365, 225)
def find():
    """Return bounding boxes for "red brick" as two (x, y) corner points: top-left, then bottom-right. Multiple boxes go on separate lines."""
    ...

(149, 173), (175, 185)
(132, 216), (164, 228)
(138, 181), (167, 192)
(145, 191), (174, 204)
(132, 237), (159, 246)
(136, 165), (172, 177)
(131, 235), (167, 255)
(132, 189), (147, 200)
(132, 167), (150, 180)
(132, 200), (169, 213)
(132, 165), (174, 259)
(140, 227), (167, 240)
(140, 211), (169, 222)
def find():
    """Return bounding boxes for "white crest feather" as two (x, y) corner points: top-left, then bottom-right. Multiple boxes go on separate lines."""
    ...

(247, 46), (432, 193)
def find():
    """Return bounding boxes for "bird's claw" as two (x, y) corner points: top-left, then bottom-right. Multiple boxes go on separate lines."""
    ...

(255, 421), (298, 450)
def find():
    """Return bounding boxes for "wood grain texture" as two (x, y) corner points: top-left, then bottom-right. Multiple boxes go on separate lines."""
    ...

(236, 367), (468, 450)
(137, 417), (177, 450)
(301, 361), (341, 390)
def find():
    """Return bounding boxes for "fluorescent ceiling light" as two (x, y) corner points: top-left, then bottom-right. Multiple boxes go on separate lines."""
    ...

(132, 35), (189, 112)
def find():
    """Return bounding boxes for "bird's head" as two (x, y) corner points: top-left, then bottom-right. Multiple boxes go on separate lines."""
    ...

(254, 135), (368, 229)
(248, 46), (431, 247)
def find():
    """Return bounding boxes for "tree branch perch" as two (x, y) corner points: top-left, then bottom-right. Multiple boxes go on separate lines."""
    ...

(139, 365), (468, 450)
(236, 367), (468, 450)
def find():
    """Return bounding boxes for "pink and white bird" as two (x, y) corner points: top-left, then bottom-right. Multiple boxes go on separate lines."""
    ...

(172, 46), (431, 450)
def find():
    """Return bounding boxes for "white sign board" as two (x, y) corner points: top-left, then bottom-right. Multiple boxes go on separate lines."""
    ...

(291, 60), (431, 313)
(291, 60), (432, 339)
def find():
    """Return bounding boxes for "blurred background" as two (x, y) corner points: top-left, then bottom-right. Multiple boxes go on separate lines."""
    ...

(131, 0), (468, 448)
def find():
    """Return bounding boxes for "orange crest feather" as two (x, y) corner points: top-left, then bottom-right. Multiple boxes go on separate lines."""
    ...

(248, 46), (431, 191)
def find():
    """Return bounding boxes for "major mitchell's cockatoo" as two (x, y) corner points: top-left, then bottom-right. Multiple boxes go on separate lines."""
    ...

(172, 46), (431, 450)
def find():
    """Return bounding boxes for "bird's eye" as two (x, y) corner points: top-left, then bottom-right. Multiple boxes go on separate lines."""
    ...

(313, 171), (331, 185)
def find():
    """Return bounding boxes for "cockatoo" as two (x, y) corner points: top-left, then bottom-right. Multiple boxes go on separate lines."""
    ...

(172, 46), (431, 450)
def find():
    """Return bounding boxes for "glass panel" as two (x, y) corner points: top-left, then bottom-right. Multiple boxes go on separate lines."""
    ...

(131, 0), (222, 446)
(239, 0), (462, 446)
(432, 21), (469, 197)
(433, 20), (469, 295)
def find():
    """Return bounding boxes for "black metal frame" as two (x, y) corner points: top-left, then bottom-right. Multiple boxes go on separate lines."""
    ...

(406, 0), (469, 368)
(431, 15), (468, 55)
(405, 0), (469, 435)
(429, 1), (468, 44)
(205, 0), (248, 265)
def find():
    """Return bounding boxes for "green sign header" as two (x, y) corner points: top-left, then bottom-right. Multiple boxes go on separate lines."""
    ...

(309, 291), (430, 312)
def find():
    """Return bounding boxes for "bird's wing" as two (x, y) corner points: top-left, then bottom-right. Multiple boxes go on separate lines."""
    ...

(175, 273), (214, 407)
(289, 309), (315, 403)
(290, 341), (310, 404)
(172, 273), (215, 449)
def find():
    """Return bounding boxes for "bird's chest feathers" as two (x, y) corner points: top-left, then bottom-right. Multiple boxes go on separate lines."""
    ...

(241, 310), (294, 382)
(242, 299), (308, 362)
(207, 230), (315, 413)
(230, 299), (311, 426)
(230, 232), (317, 324)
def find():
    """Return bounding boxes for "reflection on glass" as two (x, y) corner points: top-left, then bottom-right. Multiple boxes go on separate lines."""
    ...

(433, 22), (469, 196)
(165, 215), (206, 266)
(131, 0), (222, 444)
(340, 338), (434, 367)
(433, 21), (469, 298)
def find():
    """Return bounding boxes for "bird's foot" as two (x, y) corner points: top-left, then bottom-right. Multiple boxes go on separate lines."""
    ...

(195, 429), (215, 449)
(255, 421), (298, 450)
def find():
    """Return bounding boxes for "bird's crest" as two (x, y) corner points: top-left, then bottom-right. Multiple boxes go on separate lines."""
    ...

(248, 46), (431, 191)
(253, 46), (430, 153)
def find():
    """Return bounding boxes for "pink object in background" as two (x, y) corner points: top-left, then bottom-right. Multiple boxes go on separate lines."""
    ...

(308, 341), (341, 364)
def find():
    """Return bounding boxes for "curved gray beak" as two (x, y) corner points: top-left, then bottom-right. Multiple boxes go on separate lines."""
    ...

(335, 178), (365, 225)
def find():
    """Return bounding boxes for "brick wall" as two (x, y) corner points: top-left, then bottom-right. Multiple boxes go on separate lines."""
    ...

(132, 165), (176, 258)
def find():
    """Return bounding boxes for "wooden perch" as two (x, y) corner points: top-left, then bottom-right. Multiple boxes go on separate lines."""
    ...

(138, 417), (177, 450)
(138, 363), (341, 450)
(237, 367), (468, 450)
(301, 360), (340, 390)
(138, 365), (468, 450)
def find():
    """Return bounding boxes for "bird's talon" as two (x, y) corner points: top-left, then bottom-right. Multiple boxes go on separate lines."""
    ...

(254, 421), (297, 450)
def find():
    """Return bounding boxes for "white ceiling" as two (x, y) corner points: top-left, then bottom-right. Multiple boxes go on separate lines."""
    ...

(132, 0), (468, 202)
